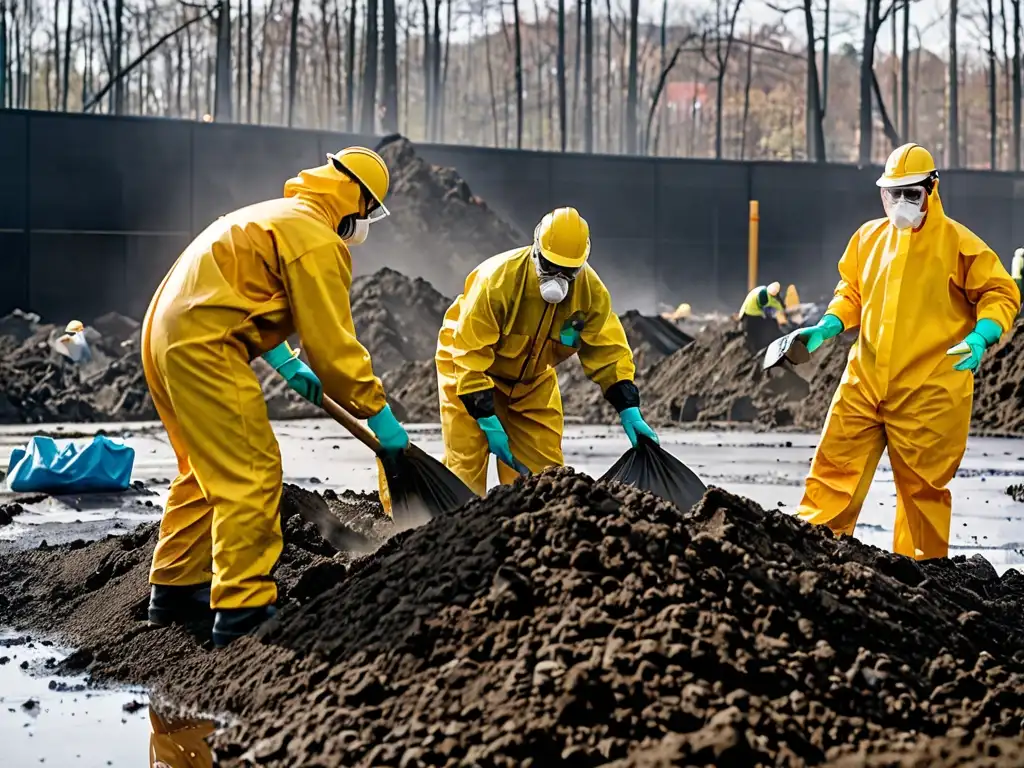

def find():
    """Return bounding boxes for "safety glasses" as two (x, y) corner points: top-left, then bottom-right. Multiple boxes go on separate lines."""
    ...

(881, 186), (926, 206)
(534, 248), (582, 280)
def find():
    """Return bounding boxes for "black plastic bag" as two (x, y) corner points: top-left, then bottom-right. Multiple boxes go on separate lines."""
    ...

(380, 444), (476, 528)
(600, 436), (707, 512)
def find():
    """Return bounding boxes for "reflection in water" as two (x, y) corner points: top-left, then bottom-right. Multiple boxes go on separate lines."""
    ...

(149, 706), (215, 768)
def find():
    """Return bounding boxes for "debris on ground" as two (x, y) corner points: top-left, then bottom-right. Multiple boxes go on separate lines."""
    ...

(2, 471), (1024, 766)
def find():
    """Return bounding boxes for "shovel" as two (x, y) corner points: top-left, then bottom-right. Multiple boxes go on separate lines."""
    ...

(321, 395), (475, 528)
(762, 329), (811, 371)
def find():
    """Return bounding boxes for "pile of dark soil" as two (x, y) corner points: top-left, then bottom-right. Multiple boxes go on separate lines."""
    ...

(3, 471), (1024, 766)
(372, 136), (523, 286)
(967, 319), (1024, 436)
(350, 267), (452, 373)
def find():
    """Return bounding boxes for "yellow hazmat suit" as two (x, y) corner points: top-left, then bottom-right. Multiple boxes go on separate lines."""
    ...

(798, 147), (1019, 560)
(437, 246), (635, 496)
(142, 155), (387, 611)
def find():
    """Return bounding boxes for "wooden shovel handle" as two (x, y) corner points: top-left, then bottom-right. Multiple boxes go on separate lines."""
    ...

(321, 395), (382, 454)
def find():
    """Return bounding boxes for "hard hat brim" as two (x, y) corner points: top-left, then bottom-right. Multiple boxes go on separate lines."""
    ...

(876, 172), (933, 188)
(537, 243), (590, 269)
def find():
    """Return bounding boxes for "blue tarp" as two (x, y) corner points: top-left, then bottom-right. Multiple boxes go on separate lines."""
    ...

(6, 435), (135, 494)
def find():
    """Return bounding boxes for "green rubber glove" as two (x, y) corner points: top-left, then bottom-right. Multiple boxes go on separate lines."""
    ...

(620, 407), (659, 447)
(367, 404), (409, 455)
(946, 318), (1003, 373)
(477, 415), (521, 470)
(796, 314), (845, 353)
(262, 343), (323, 406)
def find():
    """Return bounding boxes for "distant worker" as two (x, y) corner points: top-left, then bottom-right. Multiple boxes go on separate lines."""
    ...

(784, 284), (804, 327)
(739, 281), (785, 352)
(1013, 247), (1024, 304)
(795, 143), (1019, 560)
(142, 147), (410, 646)
(436, 206), (658, 495)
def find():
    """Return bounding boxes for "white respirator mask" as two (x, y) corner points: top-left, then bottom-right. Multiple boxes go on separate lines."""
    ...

(881, 186), (927, 231)
(539, 275), (570, 304)
(338, 216), (371, 245)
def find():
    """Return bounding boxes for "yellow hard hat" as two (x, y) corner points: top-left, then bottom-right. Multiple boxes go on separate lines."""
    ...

(65, 320), (85, 334)
(766, 281), (781, 297)
(534, 207), (591, 269)
(876, 143), (938, 188)
(326, 146), (390, 220)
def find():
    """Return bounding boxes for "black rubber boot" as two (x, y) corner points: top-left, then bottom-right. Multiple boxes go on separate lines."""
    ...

(212, 605), (277, 648)
(148, 583), (212, 626)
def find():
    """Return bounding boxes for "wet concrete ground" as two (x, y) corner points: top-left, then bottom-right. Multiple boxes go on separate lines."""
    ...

(2, 419), (1023, 765)
(3, 419), (1023, 565)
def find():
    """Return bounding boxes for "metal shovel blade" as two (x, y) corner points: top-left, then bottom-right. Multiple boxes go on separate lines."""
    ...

(763, 329), (810, 370)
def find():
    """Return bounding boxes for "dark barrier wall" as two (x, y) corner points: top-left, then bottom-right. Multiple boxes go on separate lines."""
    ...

(2, 109), (1023, 322)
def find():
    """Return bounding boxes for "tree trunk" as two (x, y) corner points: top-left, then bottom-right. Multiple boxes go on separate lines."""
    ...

(1, 2), (9, 107)
(822, 0), (830, 109)
(61, 0), (73, 110)
(421, 0), (430, 137)
(430, 0), (442, 139)
(583, 0), (593, 151)
(742, 29), (752, 159)
(113, 0), (124, 113)
(215, 0), (233, 121)
(440, 0), (452, 140)
(625, 0), (638, 154)
(901, 0), (909, 136)
(512, 0), (523, 149)
(381, 0), (398, 132)
(858, 0), (876, 164)
(287, 0), (300, 126)
(346, 0), (357, 131)
(987, 0), (997, 168)
(572, 0), (582, 148)
(1014, 0), (1021, 169)
(804, 0), (825, 161)
(51, 0), (59, 109)
(948, 0), (959, 167)
(257, 0), (275, 123)
(484, 2), (499, 145)
(557, 0), (566, 151)
(360, 0), (378, 133)
(246, 0), (253, 122)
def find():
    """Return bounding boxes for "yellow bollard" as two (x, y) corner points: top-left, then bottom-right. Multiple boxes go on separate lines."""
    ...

(748, 200), (759, 293)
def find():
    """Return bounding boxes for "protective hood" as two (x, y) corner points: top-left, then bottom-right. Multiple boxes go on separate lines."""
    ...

(283, 162), (363, 230)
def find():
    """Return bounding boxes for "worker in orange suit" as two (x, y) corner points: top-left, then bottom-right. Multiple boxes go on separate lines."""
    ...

(795, 143), (1019, 560)
(142, 147), (409, 646)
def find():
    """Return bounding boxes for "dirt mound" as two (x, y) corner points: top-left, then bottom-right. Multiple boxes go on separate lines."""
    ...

(967, 319), (1024, 435)
(373, 136), (523, 282)
(4, 471), (1024, 766)
(350, 267), (451, 374)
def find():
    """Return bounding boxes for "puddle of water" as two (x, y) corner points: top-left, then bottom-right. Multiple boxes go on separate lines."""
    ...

(0, 633), (215, 767)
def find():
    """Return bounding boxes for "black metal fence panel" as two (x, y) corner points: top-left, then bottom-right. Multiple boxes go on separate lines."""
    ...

(2, 110), (1022, 322)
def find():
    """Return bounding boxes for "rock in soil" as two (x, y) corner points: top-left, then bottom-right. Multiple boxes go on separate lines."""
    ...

(2, 470), (1024, 766)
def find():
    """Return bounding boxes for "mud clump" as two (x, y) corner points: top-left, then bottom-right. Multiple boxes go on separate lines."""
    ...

(4, 471), (1024, 765)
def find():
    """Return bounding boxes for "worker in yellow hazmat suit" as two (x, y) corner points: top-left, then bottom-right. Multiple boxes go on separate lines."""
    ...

(796, 143), (1019, 560)
(142, 147), (410, 646)
(437, 206), (658, 496)
(739, 282), (785, 351)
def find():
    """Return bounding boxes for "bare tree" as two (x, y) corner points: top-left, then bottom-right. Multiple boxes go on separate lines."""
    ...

(584, 0), (592, 151)
(557, 0), (566, 151)
(360, 0), (377, 132)
(1013, 0), (1021, 169)
(858, 0), (900, 164)
(948, 0), (959, 166)
(512, 0), (523, 148)
(346, 0), (356, 130)
(986, 0), (997, 168)
(624, 0), (638, 154)
(61, 0), (73, 110)
(287, 0), (299, 125)
(901, 0), (909, 136)
(701, 0), (744, 159)
(215, 0), (232, 120)
(382, 0), (398, 131)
